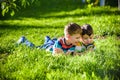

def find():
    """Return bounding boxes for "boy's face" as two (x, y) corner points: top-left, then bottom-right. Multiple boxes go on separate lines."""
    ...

(81, 34), (94, 45)
(68, 34), (81, 45)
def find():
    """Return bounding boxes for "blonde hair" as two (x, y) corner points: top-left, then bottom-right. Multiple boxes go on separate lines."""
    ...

(64, 23), (82, 35)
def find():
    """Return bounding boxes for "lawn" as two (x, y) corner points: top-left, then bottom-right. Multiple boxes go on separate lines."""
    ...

(0, 0), (120, 80)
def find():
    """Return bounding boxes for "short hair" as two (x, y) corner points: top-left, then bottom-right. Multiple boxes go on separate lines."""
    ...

(81, 24), (93, 36)
(64, 23), (82, 35)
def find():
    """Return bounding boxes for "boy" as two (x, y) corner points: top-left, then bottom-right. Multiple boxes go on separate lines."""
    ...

(75, 24), (95, 55)
(17, 23), (82, 56)
(40, 23), (82, 55)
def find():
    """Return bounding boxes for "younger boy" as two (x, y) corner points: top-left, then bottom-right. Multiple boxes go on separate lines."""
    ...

(75, 24), (95, 54)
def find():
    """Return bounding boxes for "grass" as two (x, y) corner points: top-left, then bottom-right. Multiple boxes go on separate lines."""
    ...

(0, 0), (120, 80)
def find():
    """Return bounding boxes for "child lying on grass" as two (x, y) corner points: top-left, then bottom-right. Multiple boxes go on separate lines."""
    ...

(74, 24), (95, 55)
(17, 23), (82, 56)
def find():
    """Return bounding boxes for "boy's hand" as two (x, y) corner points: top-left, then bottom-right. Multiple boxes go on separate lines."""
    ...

(53, 48), (64, 54)
(87, 45), (95, 51)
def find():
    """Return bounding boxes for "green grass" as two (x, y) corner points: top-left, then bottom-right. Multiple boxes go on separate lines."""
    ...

(0, 0), (120, 80)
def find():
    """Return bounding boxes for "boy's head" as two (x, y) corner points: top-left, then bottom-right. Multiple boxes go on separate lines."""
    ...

(81, 24), (94, 45)
(64, 23), (82, 45)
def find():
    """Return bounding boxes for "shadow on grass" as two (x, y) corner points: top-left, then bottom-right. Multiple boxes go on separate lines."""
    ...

(4, 7), (120, 20)
(94, 68), (120, 80)
(0, 24), (63, 30)
(38, 10), (120, 19)
(0, 0), (120, 20)
(0, 45), (15, 59)
(0, 23), (63, 38)
(0, 0), (84, 20)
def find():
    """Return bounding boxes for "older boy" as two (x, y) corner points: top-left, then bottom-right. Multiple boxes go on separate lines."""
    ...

(17, 23), (82, 56)
(45, 23), (82, 55)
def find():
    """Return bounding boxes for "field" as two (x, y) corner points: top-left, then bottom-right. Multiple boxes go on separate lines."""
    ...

(0, 0), (120, 80)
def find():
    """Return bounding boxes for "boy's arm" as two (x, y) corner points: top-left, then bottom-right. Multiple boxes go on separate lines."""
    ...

(53, 48), (64, 54)
(52, 40), (64, 55)
(87, 42), (96, 51)
(52, 40), (75, 56)
(65, 47), (75, 55)
(74, 42), (96, 56)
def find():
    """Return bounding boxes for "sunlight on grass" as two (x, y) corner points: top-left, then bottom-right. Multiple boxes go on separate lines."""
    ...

(0, 5), (120, 80)
(0, 14), (119, 37)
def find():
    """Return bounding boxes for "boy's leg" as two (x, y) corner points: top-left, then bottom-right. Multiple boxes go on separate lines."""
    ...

(36, 36), (50, 49)
(44, 36), (51, 44)
(37, 36), (57, 49)
(24, 40), (35, 47)
(17, 36), (35, 48)
(52, 38), (57, 43)
(37, 39), (55, 49)
(17, 36), (26, 44)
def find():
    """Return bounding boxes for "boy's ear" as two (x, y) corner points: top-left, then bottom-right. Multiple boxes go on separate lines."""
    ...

(65, 34), (71, 40)
(67, 34), (71, 38)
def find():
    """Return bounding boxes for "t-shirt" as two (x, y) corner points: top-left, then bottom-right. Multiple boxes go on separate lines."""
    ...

(47, 37), (75, 53)
(75, 42), (95, 53)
